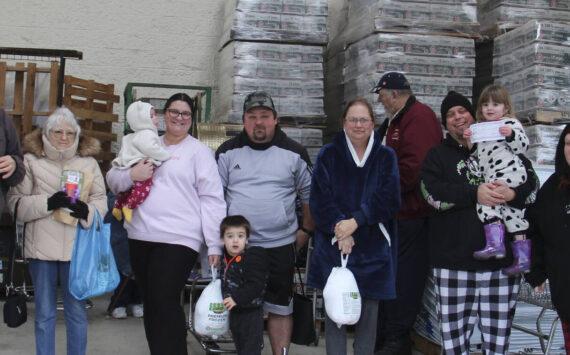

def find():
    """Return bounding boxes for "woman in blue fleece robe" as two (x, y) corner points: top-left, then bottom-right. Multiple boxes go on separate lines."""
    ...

(307, 98), (401, 355)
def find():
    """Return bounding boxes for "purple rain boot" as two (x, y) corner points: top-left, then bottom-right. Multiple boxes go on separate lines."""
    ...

(502, 239), (531, 276)
(473, 221), (506, 260)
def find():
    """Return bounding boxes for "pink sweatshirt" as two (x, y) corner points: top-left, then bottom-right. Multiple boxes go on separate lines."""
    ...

(106, 135), (226, 256)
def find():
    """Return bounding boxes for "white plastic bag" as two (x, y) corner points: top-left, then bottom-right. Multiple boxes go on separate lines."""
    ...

(193, 266), (229, 339)
(323, 253), (361, 328)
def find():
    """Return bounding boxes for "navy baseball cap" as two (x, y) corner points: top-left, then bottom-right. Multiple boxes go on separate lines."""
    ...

(370, 72), (411, 93)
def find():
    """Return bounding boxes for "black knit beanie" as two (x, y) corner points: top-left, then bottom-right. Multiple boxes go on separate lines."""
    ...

(440, 91), (475, 128)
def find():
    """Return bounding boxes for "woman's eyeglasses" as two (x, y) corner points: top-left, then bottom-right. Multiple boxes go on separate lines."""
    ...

(50, 130), (77, 138)
(346, 117), (372, 125)
(166, 108), (192, 120)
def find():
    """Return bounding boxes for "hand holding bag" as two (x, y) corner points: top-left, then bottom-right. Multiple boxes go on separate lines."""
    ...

(291, 266), (318, 345)
(193, 265), (229, 339)
(3, 199), (27, 328)
(323, 253), (361, 328)
(68, 209), (120, 300)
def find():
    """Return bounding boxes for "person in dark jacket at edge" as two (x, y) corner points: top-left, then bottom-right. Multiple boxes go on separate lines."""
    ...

(525, 124), (570, 355)
(371, 72), (443, 354)
(0, 108), (25, 216)
(419, 91), (538, 355)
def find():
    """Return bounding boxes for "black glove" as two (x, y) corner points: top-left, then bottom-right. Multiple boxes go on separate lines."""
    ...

(47, 191), (71, 211)
(69, 200), (89, 220)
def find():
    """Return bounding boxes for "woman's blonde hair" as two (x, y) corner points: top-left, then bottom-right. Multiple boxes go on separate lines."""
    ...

(475, 85), (515, 122)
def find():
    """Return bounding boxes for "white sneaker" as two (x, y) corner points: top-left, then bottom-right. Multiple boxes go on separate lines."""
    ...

(129, 304), (144, 318)
(111, 307), (127, 319)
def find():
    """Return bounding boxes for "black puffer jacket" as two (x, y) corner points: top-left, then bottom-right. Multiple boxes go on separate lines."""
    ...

(222, 246), (268, 310)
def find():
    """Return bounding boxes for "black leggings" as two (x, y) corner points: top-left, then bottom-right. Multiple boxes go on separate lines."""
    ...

(129, 239), (198, 355)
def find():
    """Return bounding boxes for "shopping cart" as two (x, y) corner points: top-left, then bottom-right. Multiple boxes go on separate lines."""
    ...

(512, 280), (559, 355)
(185, 272), (236, 354)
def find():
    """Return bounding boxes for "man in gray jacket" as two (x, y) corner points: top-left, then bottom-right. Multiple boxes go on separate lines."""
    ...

(216, 91), (314, 355)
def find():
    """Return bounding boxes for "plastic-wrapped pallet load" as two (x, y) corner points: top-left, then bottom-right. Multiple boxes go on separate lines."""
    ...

(219, 0), (328, 47)
(524, 124), (566, 166)
(491, 20), (570, 123)
(478, 0), (570, 34)
(215, 41), (325, 124)
(324, 0), (478, 127)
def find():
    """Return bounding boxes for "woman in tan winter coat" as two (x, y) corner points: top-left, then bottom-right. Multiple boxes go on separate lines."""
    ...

(7, 107), (107, 355)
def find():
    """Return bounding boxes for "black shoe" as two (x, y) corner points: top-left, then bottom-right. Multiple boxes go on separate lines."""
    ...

(374, 335), (412, 355)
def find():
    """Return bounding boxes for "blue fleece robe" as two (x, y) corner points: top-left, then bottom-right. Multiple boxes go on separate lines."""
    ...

(307, 131), (401, 299)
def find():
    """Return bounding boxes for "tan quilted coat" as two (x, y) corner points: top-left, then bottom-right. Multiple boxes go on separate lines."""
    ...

(7, 129), (108, 261)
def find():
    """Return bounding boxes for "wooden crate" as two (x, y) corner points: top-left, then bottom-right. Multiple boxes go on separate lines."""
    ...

(62, 75), (120, 175)
(0, 61), (59, 138)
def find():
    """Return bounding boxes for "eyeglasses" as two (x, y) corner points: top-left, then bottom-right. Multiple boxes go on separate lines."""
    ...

(166, 108), (192, 120)
(346, 117), (373, 125)
(50, 130), (77, 138)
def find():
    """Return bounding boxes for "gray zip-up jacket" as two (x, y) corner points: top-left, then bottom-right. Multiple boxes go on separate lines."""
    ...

(216, 127), (312, 248)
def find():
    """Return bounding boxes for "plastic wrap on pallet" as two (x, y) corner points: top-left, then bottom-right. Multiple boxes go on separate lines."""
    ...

(229, 41), (323, 63)
(526, 146), (557, 165)
(479, 0), (570, 11)
(493, 20), (570, 56)
(479, 5), (570, 34)
(220, 0), (328, 47)
(280, 127), (323, 146)
(373, 1), (479, 34)
(329, 0), (479, 59)
(492, 43), (570, 76)
(525, 124), (566, 148)
(344, 72), (473, 98)
(510, 88), (570, 113)
(345, 33), (476, 59)
(344, 52), (475, 81)
(495, 65), (570, 94)
(215, 41), (325, 123)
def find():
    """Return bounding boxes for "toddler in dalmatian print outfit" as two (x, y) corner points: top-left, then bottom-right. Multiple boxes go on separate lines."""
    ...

(464, 85), (533, 275)
(111, 101), (170, 222)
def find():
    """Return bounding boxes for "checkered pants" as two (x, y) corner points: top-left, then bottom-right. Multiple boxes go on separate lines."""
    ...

(433, 268), (520, 355)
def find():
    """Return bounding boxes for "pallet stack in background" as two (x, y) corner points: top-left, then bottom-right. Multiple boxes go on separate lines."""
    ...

(324, 0), (480, 135)
(493, 21), (570, 123)
(478, 0), (570, 35)
(478, 0), (570, 175)
(213, 0), (328, 164)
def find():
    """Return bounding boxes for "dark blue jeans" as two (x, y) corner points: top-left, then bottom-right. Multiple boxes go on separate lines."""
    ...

(28, 259), (87, 355)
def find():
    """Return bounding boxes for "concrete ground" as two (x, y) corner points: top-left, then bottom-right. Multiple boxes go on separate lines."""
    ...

(0, 293), (334, 355)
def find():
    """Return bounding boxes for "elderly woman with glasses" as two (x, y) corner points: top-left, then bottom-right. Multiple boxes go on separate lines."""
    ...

(106, 93), (226, 355)
(307, 98), (401, 355)
(7, 107), (107, 355)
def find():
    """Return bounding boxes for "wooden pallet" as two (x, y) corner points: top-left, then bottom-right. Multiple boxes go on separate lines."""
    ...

(62, 75), (120, 175)
(0, 61), (59, 137)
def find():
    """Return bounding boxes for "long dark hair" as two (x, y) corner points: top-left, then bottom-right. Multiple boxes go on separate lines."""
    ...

(555, 124), (570, 190)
